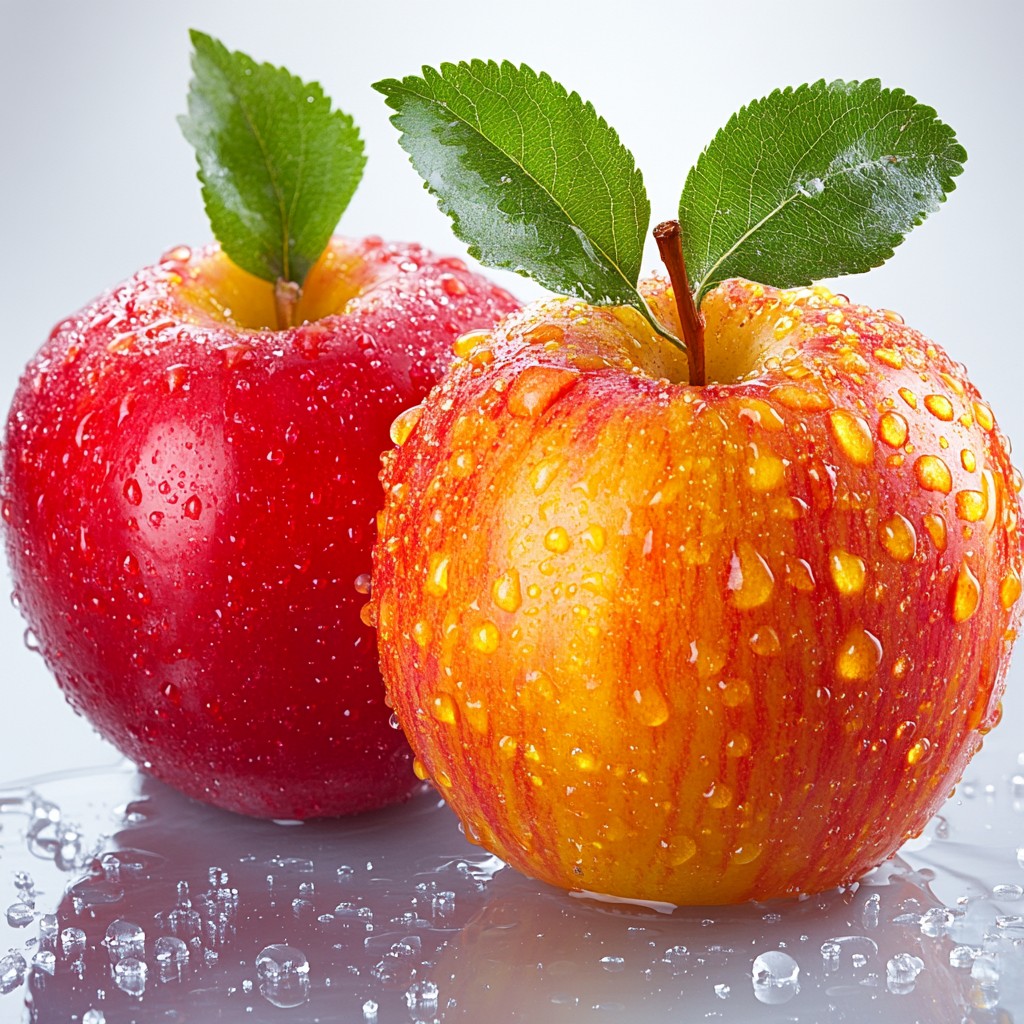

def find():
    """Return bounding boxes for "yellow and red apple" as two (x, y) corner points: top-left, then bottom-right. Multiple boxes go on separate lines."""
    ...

(371, 276), (1022, 904)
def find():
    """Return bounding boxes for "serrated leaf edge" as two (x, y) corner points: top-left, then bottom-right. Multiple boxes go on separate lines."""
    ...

(682, 79), (966, 303)
(373, 60), (648, 307)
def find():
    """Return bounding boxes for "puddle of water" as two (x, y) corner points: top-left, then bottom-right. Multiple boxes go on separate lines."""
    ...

(0, 725), (1022, 1023)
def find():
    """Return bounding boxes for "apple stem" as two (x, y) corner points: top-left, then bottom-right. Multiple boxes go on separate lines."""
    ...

(653, 220), (705, 386)
(274, 278), (302, 330)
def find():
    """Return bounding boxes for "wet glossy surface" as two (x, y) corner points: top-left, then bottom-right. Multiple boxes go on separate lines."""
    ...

(1, 686), (1023, 1024)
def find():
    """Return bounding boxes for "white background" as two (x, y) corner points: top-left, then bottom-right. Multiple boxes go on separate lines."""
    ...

(1, 0), (1021, 780)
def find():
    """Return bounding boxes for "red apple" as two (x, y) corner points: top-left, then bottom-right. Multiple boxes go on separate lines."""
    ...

(1, 236), (517, 819)
(372, 277), (1023, 903)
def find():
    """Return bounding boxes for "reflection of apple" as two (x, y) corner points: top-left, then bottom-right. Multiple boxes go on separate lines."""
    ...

(1, 237), (517, 818)
(23, 768), (495, 1021)
(373, 276), (1023, 903)
(426, 861), (970, 1022)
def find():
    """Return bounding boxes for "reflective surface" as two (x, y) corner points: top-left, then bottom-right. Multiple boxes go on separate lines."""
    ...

(2, 721), (1023, 1024)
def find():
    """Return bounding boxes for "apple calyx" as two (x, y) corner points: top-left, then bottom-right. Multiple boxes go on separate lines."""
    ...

(376, 66), (966, 387)
(652, 220), (705, 386)
(181, 31), (367, 331)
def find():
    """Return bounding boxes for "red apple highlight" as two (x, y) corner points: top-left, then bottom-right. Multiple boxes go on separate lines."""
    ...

(1, 236), (517, 819)
(372, 277), (1023, 903)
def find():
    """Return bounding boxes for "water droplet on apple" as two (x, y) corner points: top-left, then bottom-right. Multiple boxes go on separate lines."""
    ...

(441, 274), (468, 297)
(878, 411), (909, 448)
(922, 512), (947, 551)
(835, 626), (882, 681)
(783, 558), (816, 591)
(507, 365), (579, 418)
(425, 553), (450, 597)
(727, 542), (775, 609)
(1001, 571), (1022, 610)
(720, 679), (751, 707)
(183, 495), (203, 520)
(522, 322), (565, 345)
(773, 315), (797, 340)
(829, 410), (874, 466)
(906, 738), (932, 766)
(122, 478), (142, 506)
(829, 548), (867, 595)
(631, 686), (669, 726)
(924, 394), (955, 421)
(165, 364), (189, 392)
(914, 455), (952, 494)
(770, 385), (832, 412)
(748, 626), (781, 656)
(952, 560), (981, 623)
(955, 488), (988, 522)
(354, 573), (372, 595)
(452, 329), (489, 358)
(491, 569), (522, 612)
(973, 402), (995, 430)
(543, 526), (571, 554)
(746, 453), (786, 492)
(525, 455), (562, 495)
(717, 733), (752, 771)
(389, 404), (423, 446)
(161, 245), (192, 263)
(878, 514), (917, 562)
(470, 621), (500, 653)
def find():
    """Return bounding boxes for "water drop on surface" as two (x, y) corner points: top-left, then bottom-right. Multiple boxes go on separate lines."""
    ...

(752, 950), (800, 1004)
(949, 945), (977, 969)
(255, 943), (309, 980)
(61, 926), (87, 958)
(6, 901), (33, 927)
(113, 956), (148, 996)
(105, 918), (145, 962)
(920, 906), (955, 937)
(31, 950), (56, 975)
(993, 883), (1024, 901)
(82, 1011), (106, 1024)
(154, 935), (189, 964)
(0, 950), (27, 994)
(886, 952), (924, 994)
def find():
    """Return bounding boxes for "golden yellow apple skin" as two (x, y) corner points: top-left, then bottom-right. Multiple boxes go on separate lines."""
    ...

(371, 279), (1023, 904)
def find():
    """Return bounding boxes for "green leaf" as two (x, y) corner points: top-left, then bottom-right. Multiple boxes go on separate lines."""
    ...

(179, 30), (365, 286)
(679, 79), (966, 304)
(373, 61), (650, 310)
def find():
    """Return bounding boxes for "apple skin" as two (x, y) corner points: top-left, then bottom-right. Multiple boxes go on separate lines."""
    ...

(1, 236), (517, 819)
(372, 278), (1023, 904)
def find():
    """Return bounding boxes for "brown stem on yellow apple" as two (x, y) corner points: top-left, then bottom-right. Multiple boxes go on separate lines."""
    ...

(653, 220), (705, 386)
(274, 278), (302, 330)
